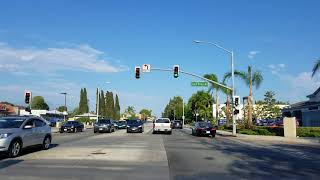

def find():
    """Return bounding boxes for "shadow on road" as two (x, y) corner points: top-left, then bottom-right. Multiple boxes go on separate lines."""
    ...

(0, 159), (24, 169)
(0, 144), (59, 161)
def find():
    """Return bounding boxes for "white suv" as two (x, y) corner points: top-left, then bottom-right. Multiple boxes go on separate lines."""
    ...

(153, 118), (172, 134)
(0, 116), (52, 158)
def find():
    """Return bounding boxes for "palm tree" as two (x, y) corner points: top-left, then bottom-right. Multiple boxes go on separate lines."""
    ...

(224, 65), (263, 128)
(312, 59), (320, 77)
(204, 73), (231, 123)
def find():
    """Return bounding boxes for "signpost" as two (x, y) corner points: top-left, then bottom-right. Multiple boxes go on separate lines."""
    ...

(142, 64), (151, 72)
(191, 81), (208, 87)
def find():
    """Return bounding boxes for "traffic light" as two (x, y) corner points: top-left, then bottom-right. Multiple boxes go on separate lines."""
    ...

(25, 92), (32, 104)
(234, 96), (239, 107)
(135, 66), (141, 79)
(173, 65), (179, 78)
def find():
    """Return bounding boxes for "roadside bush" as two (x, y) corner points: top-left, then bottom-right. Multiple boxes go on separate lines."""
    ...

(238, 129), (258, 135)
(297, 127), (320, 137)
(76, 117), (91, 123)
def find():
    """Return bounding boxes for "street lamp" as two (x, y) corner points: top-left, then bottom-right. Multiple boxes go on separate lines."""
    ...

(97, 82), (111, 121)
(194, 40), (236, 136)
(60, 92), (67, 121)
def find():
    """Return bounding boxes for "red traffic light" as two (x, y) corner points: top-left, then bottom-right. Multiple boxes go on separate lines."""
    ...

(25, 92), (32, 104)
(135, 66), (141, 79)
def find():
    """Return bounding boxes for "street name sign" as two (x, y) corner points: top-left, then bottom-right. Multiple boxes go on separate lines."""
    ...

(191, 81), (208, 87)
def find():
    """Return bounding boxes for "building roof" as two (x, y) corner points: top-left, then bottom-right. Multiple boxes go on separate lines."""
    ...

(283, 101), (320, 111)
(307, 86), (320, 98)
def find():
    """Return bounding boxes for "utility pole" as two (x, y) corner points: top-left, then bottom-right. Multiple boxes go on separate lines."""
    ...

(60, 92), (67, 121)
(182, 98), (185, 128)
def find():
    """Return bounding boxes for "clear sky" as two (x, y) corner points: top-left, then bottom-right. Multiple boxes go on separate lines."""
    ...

(0, 0), (319, 116)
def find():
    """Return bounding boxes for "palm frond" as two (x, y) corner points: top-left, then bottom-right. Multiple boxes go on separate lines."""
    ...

(252, 70), (263, 89)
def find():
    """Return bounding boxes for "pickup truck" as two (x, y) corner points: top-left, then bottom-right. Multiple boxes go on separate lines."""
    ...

(153, 118), (172, 134)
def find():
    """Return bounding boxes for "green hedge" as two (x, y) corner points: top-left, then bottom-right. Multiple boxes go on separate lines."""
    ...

(297, 127), (320, 137)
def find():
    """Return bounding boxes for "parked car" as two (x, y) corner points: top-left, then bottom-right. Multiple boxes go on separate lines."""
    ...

(116, 121), (127, 129)
(153, 118), (172, 134)
(127, 119), (144, 133)
(0, 116), (52, 158)
(191, 121), (216, 137)
(94, 119), (115, 133)
(172, 120), (183, 129)
(60, 121), (84, 133)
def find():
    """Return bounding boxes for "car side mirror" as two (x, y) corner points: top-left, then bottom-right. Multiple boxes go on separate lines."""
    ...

(24, 125), (33, 129)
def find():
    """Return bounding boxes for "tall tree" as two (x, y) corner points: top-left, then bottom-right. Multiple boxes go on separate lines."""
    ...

(78, 88), (84, 114)
(31, 96), (49, 110)
(312, 59), (320, 77)
(224, 65), (263, 128)
(99, 90), (106, 116)
(105, 91), (114, 119)
(114, 94), (121, 120)
(162, 96), (183, 120)
(83, 88), (89, 113)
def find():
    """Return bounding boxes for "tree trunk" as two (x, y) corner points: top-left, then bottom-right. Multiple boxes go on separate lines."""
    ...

(216, 90), (219, 122)
(247, 76), (253, 129)
(226, 95), (231, 126)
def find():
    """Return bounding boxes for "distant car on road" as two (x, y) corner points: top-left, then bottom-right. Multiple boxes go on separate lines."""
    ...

(0, 116), (52, 158)
(191, 121), (216, 137)
(172, 120), (183, 129)
(153, 118), (172, 134)
(127, 120), (144, 133)
(94, 119), (115, 133)
(116, 121), (127, 129)
(60, 121), (84, 133)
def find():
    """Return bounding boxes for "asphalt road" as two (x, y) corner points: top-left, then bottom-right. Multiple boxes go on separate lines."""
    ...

(0, 123), (320, 180)
(163, 128), (320, 180)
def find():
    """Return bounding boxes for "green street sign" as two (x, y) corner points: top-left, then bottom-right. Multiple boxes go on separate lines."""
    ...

(191, 81), (208, 87)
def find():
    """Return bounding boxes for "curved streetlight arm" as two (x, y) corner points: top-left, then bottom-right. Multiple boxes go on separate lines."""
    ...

(194, 40), (232, 54)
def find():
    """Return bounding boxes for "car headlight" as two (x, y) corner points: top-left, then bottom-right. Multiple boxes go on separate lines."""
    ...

(138, 125), (142, 128)
(0, 133), (12, 139)
(127, 126), (130, 128)
(71, 126), (74, 128)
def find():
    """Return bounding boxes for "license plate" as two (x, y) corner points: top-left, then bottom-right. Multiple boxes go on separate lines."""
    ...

(64, 129), (67, 131)
(99, 128), (103, 130)
(206, 131), (210, 134)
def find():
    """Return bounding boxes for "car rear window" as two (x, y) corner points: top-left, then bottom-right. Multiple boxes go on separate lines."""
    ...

(156, 119), (170, 123)
(198, 122), (213, 128)
(127, 120), (141, 125)
(98, 119), (111, 124)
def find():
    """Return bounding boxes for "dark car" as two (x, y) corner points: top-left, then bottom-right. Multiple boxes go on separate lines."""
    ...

(127, 120), (144, 133)
(94, 119), (115, 133)
(60, 121), (84, 133)
(116, 121), (127, 129)
(191, 121), (216, 137)
(172, 120), (183, 129)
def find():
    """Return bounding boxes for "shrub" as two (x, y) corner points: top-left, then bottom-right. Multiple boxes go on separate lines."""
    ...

(297, 127), (320, 137)
(239, 129), (258, 135)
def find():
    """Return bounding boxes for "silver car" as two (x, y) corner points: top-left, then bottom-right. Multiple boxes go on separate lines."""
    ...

(0, 116), (52, 158)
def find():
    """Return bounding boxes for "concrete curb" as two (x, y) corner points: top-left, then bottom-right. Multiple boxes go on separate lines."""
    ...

(216, 130), (320, 144)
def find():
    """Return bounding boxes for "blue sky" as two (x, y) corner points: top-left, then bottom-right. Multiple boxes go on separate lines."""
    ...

(0, 0), (319, 116)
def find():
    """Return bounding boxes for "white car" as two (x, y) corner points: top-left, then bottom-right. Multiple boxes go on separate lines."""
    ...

(153, 118), (172, 134)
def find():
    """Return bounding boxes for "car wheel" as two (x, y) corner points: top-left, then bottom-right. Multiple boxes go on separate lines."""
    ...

(42, 136), (51, 150)
(8, 140), (22, 158)
(168, 131), (172, 135)
(211, 134), (216, 138)
(94, 130), (97, 133)
(191, 129), (194, 135)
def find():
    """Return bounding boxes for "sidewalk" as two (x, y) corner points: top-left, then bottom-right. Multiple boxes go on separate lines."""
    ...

(217, 130), (320, 145)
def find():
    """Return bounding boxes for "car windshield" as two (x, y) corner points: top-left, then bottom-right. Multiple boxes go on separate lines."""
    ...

(198, 122), (212, 128)
(156, 119), (170, 123)
(98, 119), (111, 124)
(0, 118), (26, 128)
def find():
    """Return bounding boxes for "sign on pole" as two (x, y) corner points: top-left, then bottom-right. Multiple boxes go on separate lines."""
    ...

(142, 64), (151, 72)
(191, 81), (208, 87)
